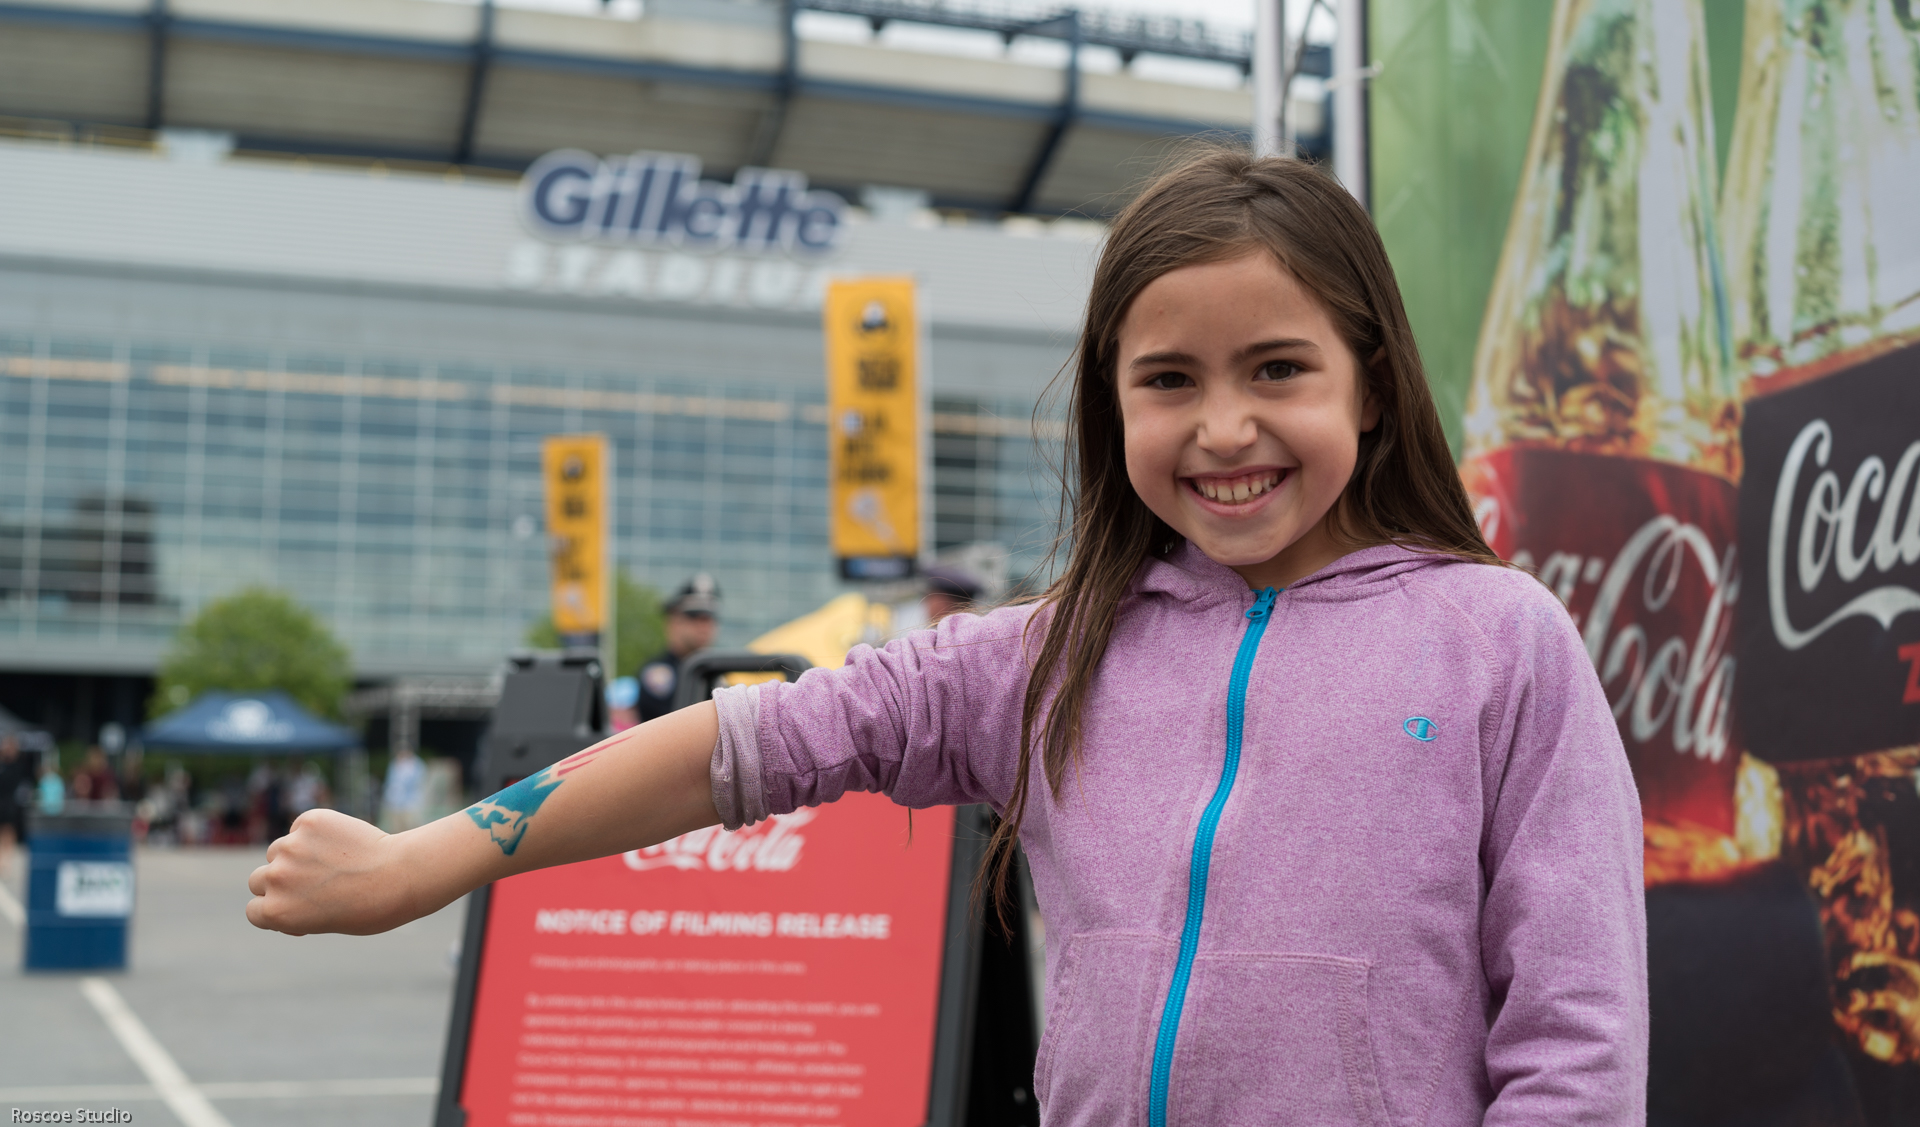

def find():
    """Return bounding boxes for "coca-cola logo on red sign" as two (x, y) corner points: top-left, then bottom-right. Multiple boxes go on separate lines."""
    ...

(1575, 513), (1739, 766)
(1465, 448), (1743, 832)
(620, 808), (817, 874)
(1739, 342), (1920, 761)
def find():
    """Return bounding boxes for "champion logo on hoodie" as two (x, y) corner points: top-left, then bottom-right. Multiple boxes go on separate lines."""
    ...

(1404, 716), (1438, 741)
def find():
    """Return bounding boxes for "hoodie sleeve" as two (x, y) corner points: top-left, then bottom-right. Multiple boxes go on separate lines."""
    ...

(709, 603), (1036, 828)
(1475, 578), (1649, 1126)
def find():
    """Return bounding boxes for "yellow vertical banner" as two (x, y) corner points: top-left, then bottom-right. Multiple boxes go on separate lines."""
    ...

(824, 276), (920, 577)
(542, 434), (609, 637)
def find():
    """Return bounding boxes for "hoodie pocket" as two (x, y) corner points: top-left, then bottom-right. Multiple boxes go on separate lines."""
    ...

(1035, 932), (1175, 1126)
(1168, 952), (1389, 1127)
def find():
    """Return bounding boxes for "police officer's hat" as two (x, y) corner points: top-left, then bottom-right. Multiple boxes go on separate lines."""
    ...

(923, 565), (983, 601)
(665, 573), (721, 617)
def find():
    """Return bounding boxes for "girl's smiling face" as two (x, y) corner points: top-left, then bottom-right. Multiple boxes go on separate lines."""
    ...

(1116, 251), (1381, 591)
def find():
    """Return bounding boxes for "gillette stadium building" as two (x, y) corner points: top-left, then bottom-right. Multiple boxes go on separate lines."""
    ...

(0, 0), (1329, 741)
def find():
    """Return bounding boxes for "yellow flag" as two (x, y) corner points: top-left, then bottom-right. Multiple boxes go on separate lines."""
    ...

(541, 434), (609, 636)
(824, 277), (920, 575)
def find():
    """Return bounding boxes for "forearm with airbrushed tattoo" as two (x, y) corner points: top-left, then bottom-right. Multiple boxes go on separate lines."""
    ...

(464, 742), (613, 856)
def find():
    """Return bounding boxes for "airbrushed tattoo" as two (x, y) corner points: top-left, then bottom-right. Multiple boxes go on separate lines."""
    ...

(464, 742), (611, 856)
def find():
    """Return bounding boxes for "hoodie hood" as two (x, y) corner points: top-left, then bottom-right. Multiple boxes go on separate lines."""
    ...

(1132, 539), (1471, 606)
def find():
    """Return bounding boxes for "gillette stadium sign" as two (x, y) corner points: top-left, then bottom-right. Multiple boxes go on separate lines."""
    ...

(519, 149), (847, 255)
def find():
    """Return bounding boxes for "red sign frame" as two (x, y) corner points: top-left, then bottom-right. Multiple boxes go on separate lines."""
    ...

(436, 795), (979, 1127)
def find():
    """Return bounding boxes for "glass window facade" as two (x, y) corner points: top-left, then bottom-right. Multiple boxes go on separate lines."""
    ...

(0, 325), (1063, 675)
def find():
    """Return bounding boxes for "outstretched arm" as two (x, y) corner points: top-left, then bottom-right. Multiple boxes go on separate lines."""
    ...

(246, 700), (720, 936)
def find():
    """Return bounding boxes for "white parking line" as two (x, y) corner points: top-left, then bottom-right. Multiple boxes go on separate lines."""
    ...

(78, 976), (236, 1127)
(201, 1077), (439, 1099)
(0, 878), (23, 926)
(0, 1077), (438, 1103)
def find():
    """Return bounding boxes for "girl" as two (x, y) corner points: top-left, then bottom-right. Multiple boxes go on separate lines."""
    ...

(248, 150), (1647, 1125)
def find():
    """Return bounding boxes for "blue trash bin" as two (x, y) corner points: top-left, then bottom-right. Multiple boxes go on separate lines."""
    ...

(25, 806), (136, 971)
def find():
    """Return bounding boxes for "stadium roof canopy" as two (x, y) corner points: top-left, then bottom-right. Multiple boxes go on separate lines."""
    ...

(0, 0), (1326, 215)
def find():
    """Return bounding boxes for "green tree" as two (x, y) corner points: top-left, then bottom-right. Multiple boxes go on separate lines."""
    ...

(150, 588), (353, 720)
(525, 570), (666, 678)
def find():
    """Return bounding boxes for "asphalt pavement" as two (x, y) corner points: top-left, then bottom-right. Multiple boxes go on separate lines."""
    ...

(0, 845), (465, 1127)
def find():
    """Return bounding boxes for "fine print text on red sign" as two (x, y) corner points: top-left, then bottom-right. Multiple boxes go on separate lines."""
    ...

(457, 794), (956, 1127)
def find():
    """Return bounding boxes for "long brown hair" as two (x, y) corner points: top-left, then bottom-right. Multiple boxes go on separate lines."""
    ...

(983, 146), (1501, 916)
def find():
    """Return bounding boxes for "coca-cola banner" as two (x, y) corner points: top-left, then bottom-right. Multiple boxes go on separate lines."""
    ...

(1739, 346), (1920, 761)
(1372, 0), (1920, 1122)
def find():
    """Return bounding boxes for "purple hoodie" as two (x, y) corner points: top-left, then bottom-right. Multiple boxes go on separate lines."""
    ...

(711, 542), (1648, 1126)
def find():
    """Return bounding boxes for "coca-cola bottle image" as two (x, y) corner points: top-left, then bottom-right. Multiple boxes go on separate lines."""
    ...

(1722, 0), (1920, 394)
(1727, 0), (1920, 1085)
(1462, 0), (1747, 884)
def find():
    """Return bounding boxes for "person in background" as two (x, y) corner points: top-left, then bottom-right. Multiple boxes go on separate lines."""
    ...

(118, 748), (148, 806)
(380, 746), (427, 833)
(606, 677), (641, 732)
(216, 774), (250, 844)
(0, 734), (30, 878)
(921, 565), (984, 625)
(36, 760), (65, 816)
(636, 575), (721, 723)
(115, 748), (150, 841)
(139, 762), (191, 845)
(255, 761), (292, 842)
(71, 746), (118, 803)
(164, 764), (195, 843)
(288, 761), (331, 820)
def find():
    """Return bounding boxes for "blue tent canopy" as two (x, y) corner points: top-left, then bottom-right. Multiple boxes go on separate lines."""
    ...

(142, 691), (357, 755)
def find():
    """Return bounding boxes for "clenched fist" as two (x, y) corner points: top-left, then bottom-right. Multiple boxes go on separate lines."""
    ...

(246, 809), (420, 936)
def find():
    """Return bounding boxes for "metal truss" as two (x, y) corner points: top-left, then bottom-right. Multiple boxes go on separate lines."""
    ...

(797, 0), (1254, 69)
(0, 0), (1307, 215)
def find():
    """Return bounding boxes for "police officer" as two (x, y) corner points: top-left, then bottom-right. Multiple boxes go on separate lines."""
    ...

(636, 574), (720, 722)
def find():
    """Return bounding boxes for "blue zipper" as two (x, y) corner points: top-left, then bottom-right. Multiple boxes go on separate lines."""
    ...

(1147, 585), (1279, 1127)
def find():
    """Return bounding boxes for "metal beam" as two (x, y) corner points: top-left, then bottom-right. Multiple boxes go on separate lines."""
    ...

(215, 130), (1095, 214)
(744, 0), (799, 168)
(144, 0), (167, 131)
(166, 17), (472, 62)
(0, 0), (1279, 77)
(1076, 108), (1249, 137)
(217, 95), (1233, 167)
(799, 0), (1251, 68)
(795, 76), (1053, 124)
(221, 132), (521, 172)
(452, 0), (495, 165)
(491, 45), (777, 91)
(1009, 11), (1079, 215)
(1252, 0), (1282, 156)
(0, 0), (1247, 175)
(0, 4), (472, 62)
(0, 2), (144, 31)
(1277, 0), (1328, 151)
(0, 3), (1239, 134)
(1296, 42), (1332, 79)
(1333, 0), (1368, 207)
